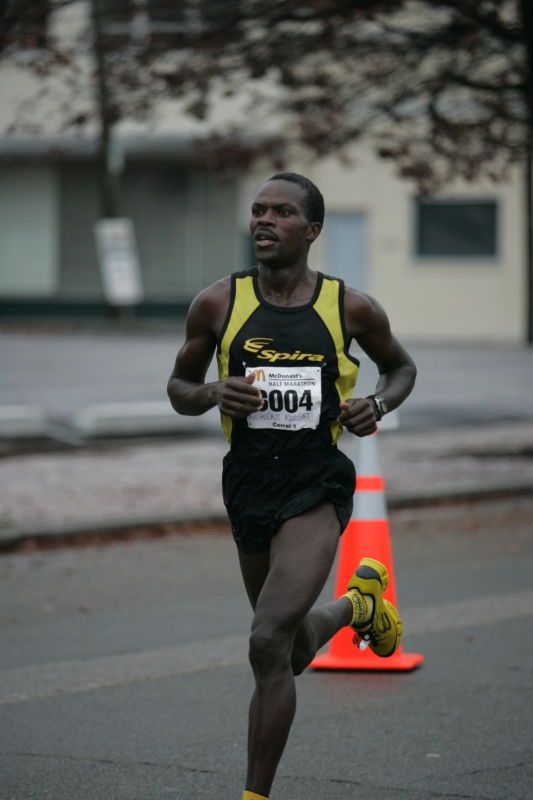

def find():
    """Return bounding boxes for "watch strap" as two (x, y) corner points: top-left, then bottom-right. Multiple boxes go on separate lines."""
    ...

(366, 394), (386, 421)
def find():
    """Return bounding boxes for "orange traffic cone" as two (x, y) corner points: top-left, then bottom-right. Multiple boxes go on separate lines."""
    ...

(311, 433), (424, 671)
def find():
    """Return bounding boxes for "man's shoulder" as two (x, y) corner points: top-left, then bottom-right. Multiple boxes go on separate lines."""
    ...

(198, 269), (255, 302)
(186, 278), (232, 336)
(200, 268), (259, 309)
(341, 285), (387, 338)
(194, 276), (232, 307)
(188, 270), (257, 334)
(343, 285), (376, 311)
(321, 274), (373, 306)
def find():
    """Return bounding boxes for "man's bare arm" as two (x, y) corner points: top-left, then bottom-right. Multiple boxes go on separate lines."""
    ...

(167, 280), (263, 418)
(167, 285), (222, 416)
(338, 289), (417, 436)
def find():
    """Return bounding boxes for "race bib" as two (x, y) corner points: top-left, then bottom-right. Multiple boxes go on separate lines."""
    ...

(245, 365), (322, 431)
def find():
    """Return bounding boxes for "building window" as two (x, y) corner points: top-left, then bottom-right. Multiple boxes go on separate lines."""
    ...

(99, 1), (240, 39)
(146, 0), (186, 24)
(100, 0), (187, 30)
(102, 0), (132, 24)
(2, 0), (50, 50)
(415, 200), (498, 258)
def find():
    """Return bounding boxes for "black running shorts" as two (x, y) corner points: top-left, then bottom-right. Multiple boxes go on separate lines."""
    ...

(222, 446), (355, 555)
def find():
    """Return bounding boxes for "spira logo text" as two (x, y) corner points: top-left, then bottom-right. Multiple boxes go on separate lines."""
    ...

(243, 337), (324, 363)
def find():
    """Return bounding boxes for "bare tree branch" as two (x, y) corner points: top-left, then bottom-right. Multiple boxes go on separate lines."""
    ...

(0, 0), (529, 190)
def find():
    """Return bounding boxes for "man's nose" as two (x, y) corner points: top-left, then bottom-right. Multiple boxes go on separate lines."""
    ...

(257, 207), (275, 224)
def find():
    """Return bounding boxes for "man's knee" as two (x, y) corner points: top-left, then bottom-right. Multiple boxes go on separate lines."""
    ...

(249, 623), (293, 677)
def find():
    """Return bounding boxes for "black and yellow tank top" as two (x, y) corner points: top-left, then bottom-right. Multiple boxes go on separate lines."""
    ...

(217, 268), (359, 457)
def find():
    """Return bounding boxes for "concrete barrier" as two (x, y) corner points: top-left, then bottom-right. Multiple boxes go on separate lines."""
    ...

(72, 402), (221, 437)
(0, 406), (48, 438)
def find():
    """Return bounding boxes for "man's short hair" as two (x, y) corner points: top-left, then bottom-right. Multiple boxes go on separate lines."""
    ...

(268, 172), (325, 227)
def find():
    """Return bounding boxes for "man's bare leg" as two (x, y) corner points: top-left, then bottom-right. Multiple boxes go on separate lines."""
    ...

(238, 518), (356, 681)
(290, 599), (353, 675)
(238, 501), (352, 797)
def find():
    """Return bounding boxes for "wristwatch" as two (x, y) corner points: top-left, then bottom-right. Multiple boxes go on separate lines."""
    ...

(367, 394), (388, 421)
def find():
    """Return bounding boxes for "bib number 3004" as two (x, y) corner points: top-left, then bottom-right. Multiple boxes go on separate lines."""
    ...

(245, 366), (322, 431)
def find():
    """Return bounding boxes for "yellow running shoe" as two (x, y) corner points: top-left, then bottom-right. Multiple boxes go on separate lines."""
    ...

(344, 558), (403, 658)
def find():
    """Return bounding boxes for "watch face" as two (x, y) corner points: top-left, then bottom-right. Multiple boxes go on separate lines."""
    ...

(376, 396), (388, 415)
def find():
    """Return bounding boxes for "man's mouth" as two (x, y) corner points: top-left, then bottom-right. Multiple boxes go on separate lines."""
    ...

(254, 231), (279, 248)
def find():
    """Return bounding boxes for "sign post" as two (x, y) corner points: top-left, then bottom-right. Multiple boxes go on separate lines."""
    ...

(95, 218), (143, 307)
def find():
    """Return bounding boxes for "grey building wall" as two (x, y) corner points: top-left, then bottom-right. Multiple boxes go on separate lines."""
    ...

(58, 163), (101, 296)
(0, 160), (242, 302)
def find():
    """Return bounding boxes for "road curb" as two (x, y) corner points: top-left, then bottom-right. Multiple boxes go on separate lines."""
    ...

(1, 482), (531, 554)
(0, 512), (230, 553)
(387, 482), (533, 509)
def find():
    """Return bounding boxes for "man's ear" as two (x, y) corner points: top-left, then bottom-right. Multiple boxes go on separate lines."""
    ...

(306, 222), (322, 243)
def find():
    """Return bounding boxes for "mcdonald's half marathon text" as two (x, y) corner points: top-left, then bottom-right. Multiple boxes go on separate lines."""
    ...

(245, 366), (322, 430)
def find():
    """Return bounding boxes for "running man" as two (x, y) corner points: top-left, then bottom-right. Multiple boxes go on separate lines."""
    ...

(167, 173), (417, 800)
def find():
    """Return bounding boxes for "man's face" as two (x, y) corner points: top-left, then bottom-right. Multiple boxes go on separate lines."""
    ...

(249, 180), (321, 267)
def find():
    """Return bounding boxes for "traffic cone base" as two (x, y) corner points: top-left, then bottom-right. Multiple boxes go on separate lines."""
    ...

(312, 621), (425, 671)
(312, 650), (425, 671)
(311, 621), (424, 671)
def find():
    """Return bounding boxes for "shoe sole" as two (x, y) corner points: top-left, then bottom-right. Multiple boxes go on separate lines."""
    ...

(380, 599), (402, 657)
(349, 558), (402, 657)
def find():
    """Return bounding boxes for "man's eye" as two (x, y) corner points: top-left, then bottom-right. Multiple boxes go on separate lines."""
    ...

(279, 208), (291, 216)
(252, 207), (263, 216)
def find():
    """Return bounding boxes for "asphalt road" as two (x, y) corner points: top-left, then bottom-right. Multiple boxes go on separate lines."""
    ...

(1, 496), (532, 800)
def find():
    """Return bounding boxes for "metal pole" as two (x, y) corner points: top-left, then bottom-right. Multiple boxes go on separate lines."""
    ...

(527, 145), (533, 344)
(91, 0), (131, 321)
(90, 0), (120, 219)
(520, 0), (533, 343)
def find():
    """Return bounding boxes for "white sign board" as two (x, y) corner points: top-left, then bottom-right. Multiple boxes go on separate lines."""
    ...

(95, 218), (143, 306)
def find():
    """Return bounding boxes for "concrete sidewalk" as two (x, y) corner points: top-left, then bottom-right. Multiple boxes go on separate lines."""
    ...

(1, 421), (533, 550)
(1, 324), (532, 548)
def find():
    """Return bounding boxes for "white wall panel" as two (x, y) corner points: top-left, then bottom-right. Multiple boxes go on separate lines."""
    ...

(0, 165), (58, 295)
